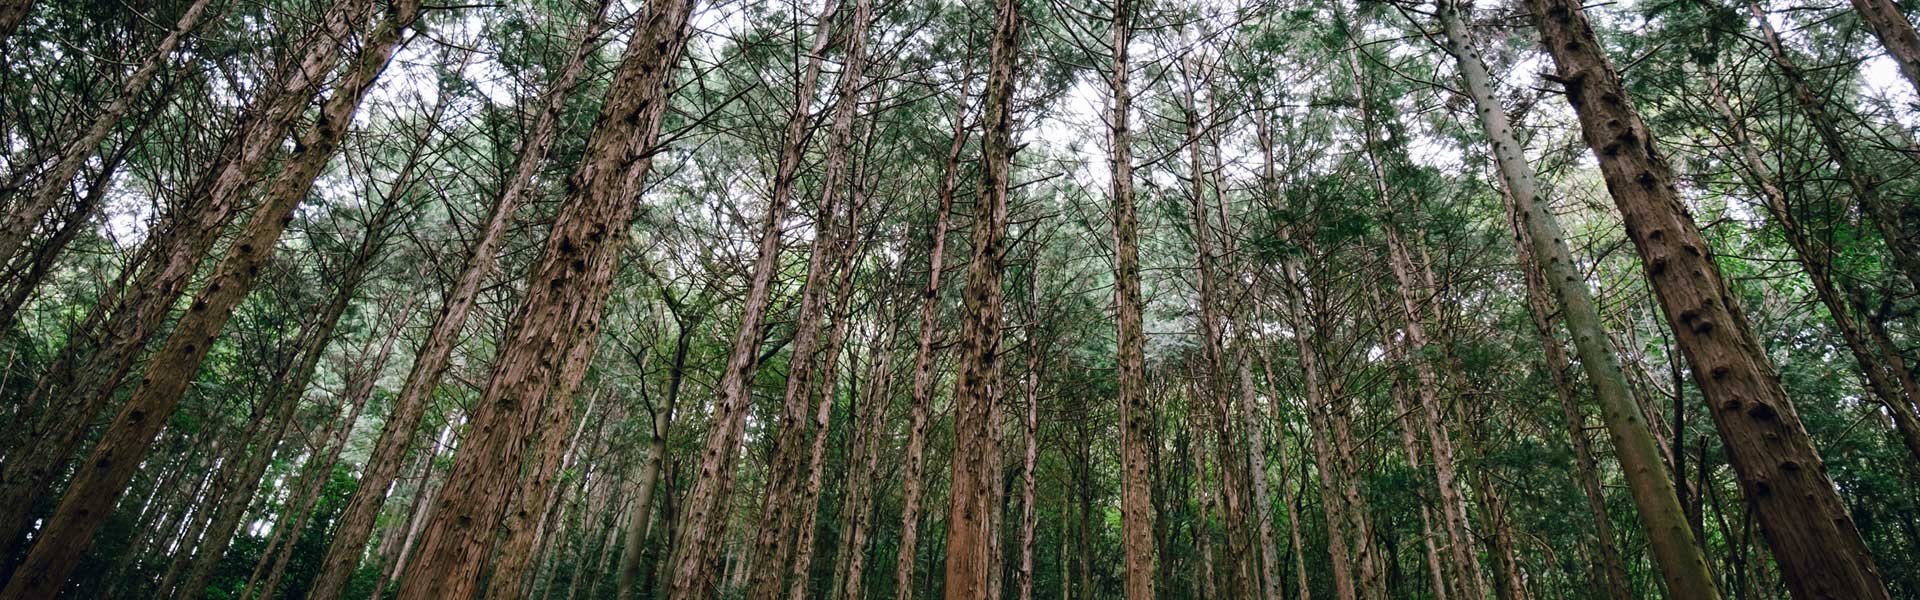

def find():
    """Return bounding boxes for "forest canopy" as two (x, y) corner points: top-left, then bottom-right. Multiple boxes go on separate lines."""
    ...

(0, 0), (1918, 598)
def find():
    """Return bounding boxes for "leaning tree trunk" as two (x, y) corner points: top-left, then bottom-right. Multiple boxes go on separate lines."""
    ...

(303, 4), (610, 598)
(1435, 2), (1723, 597)
(0, 0), (376, 556)
(1507, 196), (1635, 600)
(746, 4), (872, 595)
(942, 1), (1020, 596)
(1525, 0), (1892, 595)
(1848, 0), (1920, 110)
(1701, 67), (1920, 465)
(0, 0), (210, 276)
(392, 0), (696, 596)
(617, 308), (700, 600)
(1744, 1), (1920, 297)
(1277, 256), (1360, 600)
(0, 5), (421, 594)
(1108, 1), (1157, 598)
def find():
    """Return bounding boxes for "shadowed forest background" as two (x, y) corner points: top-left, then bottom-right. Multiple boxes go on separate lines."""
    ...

(1, 0), (1919, 598)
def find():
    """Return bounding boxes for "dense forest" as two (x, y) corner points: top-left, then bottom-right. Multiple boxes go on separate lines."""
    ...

(1, 0), (1918, 597)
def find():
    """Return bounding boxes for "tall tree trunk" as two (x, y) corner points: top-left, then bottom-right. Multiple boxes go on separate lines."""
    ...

(1848, 0), (1920, 109)
(1506, 195), (1635, 600)
(1701, 67), (1920, 464)
(831, 314), (897, 600)
(617, 305), (701, 600)
(0, 0), (210, 276)
(1108, 2), (1157, 598)
(393, 0), (695, 596)
(1749, 3), (1920, 295)
(1524, 0), (1892, 595)
(891, 61), (976, 600)
(0, 0), (377, 556)
(304, 4), (610, 597)
(942, 1), (1020, 595)
(786, 201), (867, 600)
(1277, 254), (1359, 600)
(489, 391), (603, 600)
(1434, 2), (1723, 597)
(747, 3), (873, 595)
(0, 6), (421, 593)
(665, 0), (842, 592)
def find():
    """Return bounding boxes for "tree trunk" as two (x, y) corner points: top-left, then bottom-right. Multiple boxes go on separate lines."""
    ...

(0, 6), (421, 592)
(664, 0), (843, 591)
(941, 3), (1019, 595)
(0, 0), (377, 557)
(304, 4), (610, 598)
(891, 59), (976, 600)
(1525, 0), (1892, 595)
(617, 306), (700, 600)
(1278, 255), (1360, 600)
(0, 0), (210, 276)
(393, 0), (695, 596)
(786, 201), (867, 600)
(1434, 2), (1723, 597)
(1506, 195), (1635, 600)
(1108, 2), (1157, 598)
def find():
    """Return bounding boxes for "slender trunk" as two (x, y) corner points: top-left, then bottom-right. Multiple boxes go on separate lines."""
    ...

(617, 315), (698, 600)
(0, 0), (376, 557)
(394, 0), (695, 596)
(1714, 22), (1920, 463)
(1507, 195), (1634, 600)
(491, 392), (602, 600)
(941, 1), (1020, 595)
(664, 0), (841, 591)
(1, 8), (422, 590)
(832, 316), (896, 600)
(1016, 276), (1044, 600)
(1278, 256), (1359, 600)
(305, 4), (609, 597)
(1109, 2), (1157, 598)
(1435, 5), (1723, 596)
(1746, 2), (1920, 295)
(891, 63), (977, 600)
(1525, 0), (1892, 595)
(747, 6), (874, 597)
(786, 202), (867, 600)
(0, 0), (210, 274)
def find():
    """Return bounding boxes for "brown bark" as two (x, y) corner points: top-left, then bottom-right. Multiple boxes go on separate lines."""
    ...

(1277, 256), (1359, 600)
(0, 0), (377, 555)
(489, 391), (602, 600)
(0, 0), (210, 274)
(891, 61), (976, 600)
(1109, 1), (1157, 598)
(0, 5), (420, 594)
(745, 4), (874, 596)
(0, 0), (29, 44)
(1434, 2), (1724, 596)
(1745, 2), (1920, 298)
(664, 0), (842, 592)
(783, 199), (866, 600)
(304, 4), (611, 598)
(941, 0), (1019, 595)
(1526, 0), (1892, 595)
(830, 313), (897, 600)
(391, 0), (695, 596)
(1849, 0), (1920, 112)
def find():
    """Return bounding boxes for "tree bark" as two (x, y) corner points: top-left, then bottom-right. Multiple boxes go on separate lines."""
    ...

(1525, 0), (1892, 595)
(1108, 2), (1157, 598)
(0, 0), (210, 276)
(1435, 2), (1723, 597)
(0, 5), (420, 594)
(0, 0), (377, 556)
(941, 1), (1019, 596)
(664, 0), (843, 592)
(392, 0), (695, 596)
(891, 61), (976, 600)
(304, 4), (611, 598)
